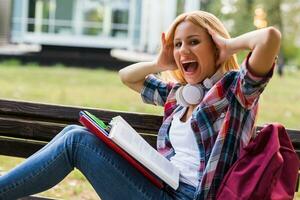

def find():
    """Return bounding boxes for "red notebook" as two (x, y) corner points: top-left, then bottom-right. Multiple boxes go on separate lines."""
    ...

(79, 111), (164, 189)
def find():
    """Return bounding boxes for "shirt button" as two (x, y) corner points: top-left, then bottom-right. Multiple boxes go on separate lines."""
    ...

(220, 113), (225, 118)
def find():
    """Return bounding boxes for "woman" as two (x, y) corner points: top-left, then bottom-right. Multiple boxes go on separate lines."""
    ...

(0, 10), (280, 200)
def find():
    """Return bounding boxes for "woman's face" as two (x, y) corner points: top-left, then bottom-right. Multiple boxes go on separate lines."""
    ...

(173, 20), (217, 84)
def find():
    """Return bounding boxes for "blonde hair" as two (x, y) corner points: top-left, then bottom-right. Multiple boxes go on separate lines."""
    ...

(162, 10), (239, 83)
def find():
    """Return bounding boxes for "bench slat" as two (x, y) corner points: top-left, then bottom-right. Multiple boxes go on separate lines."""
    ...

(0, 99), (163, 132)
(0, 117), (65, 141)
(0, 116), (158, 141)
(0, 133), (157, 159)
(18, 196), (59, 200)
(0, 136), (46, 158)
(0, 99), (299, 158)
(1, 99), (299, 141)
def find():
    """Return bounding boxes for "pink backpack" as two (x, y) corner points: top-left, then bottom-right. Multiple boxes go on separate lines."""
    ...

(216, 123), (299, 200)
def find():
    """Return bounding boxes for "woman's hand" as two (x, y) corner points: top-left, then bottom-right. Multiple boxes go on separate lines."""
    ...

(207, 28), (234, 66)
(155, 32), (178, 71)
(120, 34), (179, 93)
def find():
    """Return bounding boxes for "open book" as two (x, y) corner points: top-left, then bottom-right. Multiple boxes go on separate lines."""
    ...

(79, 111), (179, 190)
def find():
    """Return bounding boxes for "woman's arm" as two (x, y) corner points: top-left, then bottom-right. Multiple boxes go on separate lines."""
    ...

(210, 27), (281, 76)
(119, 33), (177, 93)
(119, 61), (163, 93)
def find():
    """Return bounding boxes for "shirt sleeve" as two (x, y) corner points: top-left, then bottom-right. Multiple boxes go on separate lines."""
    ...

(140, 75), (174, 107)
(232, 53), (274, 109)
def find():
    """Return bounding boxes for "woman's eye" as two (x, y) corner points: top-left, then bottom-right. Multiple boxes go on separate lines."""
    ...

(190, 40), (199, 45)
(174, 42), (182, 48)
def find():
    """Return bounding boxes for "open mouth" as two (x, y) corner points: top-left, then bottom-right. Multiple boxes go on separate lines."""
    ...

(181, 61), (198, 73)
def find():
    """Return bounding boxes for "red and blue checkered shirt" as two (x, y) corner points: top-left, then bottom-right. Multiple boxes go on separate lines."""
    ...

(141, 54), (274, 200)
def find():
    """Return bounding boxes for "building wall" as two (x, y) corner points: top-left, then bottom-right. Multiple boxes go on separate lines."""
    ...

(10, 0), (131, 48)
(0, 0), (11, 45)
(138, 0), (177, 54)
(138, 0), (200, 54)
(8, 0), (201, 53)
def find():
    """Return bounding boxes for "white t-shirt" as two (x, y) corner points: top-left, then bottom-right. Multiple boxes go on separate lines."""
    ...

(169, 107), (200, 187)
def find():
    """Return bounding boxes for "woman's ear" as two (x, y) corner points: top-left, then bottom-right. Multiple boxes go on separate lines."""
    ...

(215, 47), (219, 56)
(214, 47), (220, 62)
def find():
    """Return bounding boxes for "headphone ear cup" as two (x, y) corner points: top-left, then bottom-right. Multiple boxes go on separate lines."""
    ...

(176, 86), (189, 107)
(182, 84), (204, 105)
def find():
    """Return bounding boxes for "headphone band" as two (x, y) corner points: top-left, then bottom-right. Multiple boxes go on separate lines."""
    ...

(175, 70), (223, 107)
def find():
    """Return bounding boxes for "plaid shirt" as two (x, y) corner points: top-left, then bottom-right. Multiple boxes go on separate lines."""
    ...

(141, 54), (274, 200)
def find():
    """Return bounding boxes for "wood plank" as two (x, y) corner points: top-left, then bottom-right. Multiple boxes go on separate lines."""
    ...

(0, 117), (298, 149)
(0, 99), (163, 132)
(2, 99), (300, 136)
(0, 133), (157, 159)
(0, 117), (65, 141)
(0, 136), (46, 158)
(18, 195), (59, 200)
(0, 116), (158, 141)
(0, 117), (296, 147)
(285, 129), (300, 148)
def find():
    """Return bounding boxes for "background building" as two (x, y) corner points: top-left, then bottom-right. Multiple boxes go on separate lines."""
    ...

(9, 0), (200, 55)
(0, 0), (11, 45)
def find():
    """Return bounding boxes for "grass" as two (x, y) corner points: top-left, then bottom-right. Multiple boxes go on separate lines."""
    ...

(0, 62), (162, 114)
(257, 69), (300, 129)
(0, 60), (299, 199)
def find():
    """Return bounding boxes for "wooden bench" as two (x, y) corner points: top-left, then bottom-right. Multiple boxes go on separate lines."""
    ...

(0, 99), (299, 199)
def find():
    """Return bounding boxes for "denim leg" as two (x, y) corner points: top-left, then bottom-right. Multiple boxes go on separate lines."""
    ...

(0, 125), (83, 199)
(165, 182), (198, 200)
(59, 127), (175, 200)
(0, 125), (175, 200)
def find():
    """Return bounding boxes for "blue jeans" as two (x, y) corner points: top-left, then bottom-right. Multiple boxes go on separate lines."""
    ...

(0, 125), (197, 200)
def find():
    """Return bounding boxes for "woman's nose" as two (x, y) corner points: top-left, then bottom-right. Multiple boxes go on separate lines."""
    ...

(180, 44), (191, 55)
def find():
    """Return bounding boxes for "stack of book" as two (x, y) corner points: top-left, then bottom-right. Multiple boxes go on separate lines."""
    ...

(79, 111), (179, 190)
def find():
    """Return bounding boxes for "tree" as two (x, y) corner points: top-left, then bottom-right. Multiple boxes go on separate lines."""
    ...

(256, 0), (300, 69)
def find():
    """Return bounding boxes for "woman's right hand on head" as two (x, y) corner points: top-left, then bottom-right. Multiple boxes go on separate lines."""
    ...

(207, 28), (233, 66)
(155, 32), (178, 71)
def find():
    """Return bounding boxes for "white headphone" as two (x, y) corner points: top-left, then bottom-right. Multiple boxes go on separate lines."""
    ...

(175, 70), (222, 107)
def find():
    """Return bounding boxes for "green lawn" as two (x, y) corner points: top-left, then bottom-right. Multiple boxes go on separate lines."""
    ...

(0, 61), (299, 199)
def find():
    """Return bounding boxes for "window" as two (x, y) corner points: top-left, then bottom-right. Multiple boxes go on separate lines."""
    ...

(81, 0), (129, 38)
(27, 0), (74, 35)
(82, 1), (104, 36)
(111, 9), (129, 37)
(14, 0), (130, 40)
(27, 0), (51, 33)
(54, 0), (74, 34)
(176, 0), (185, 16)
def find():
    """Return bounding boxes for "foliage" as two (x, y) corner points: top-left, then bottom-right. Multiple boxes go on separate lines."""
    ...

(206, 0), (300, 67)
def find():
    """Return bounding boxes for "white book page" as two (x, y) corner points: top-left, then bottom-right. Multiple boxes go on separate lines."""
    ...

(108, 116), (179, 190)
